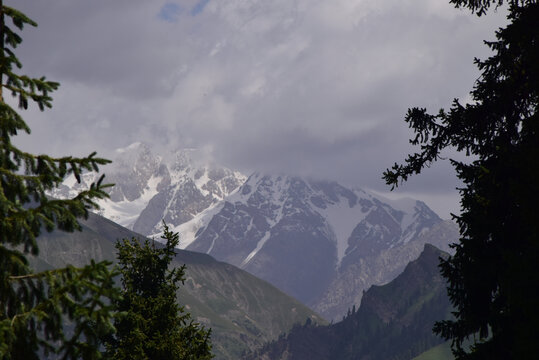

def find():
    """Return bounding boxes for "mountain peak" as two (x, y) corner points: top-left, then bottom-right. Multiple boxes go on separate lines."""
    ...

(114, 141), (146, 154)
(186, 172), (452, 316)
(53, 149), (456, 322)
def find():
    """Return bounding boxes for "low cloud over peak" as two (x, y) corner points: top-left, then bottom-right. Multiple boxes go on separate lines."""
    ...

(13, 0), (506, 217)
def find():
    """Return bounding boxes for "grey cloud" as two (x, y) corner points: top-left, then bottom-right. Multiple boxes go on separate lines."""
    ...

(14, 0), (190, 98)
(12, 0), (507, 217)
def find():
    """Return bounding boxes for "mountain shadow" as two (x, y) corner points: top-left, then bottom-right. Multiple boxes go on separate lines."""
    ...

(32, 212), (326, 360)
(244, 244), (452, 360)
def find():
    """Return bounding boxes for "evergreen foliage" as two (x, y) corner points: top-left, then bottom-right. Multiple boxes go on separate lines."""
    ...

(245, 245), (451, 360)
(384, 1), (539, 358)
(105, 223), (212, 360)
(0, 2), (121, 359)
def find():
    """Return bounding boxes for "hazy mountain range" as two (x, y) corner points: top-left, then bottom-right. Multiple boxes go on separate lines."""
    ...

(244, 244), (453, 360)
(33, 212), (325, 360)
(52, 143), (459, 321)
(34, 205), (455, 359)
(42, 141), (460, 357)
(187, 173), (458, 320)
(49, 142), (246, 238)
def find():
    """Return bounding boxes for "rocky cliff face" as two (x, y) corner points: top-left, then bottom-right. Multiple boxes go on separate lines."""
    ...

(186, 173), (458, 319)
(313, 220), (458, 320)
(131, 149), (246, 237)
(52, 146), (458, 321)
(49, 142), (246, 239)
(244, 244), (452, 360)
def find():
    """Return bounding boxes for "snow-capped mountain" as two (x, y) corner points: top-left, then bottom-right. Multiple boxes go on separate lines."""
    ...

(53, 146), (457, 320)
(185, 173), (458, 320)
(50, 142), (246, 236)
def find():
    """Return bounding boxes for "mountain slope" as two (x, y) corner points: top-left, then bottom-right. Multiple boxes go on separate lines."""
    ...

(245, 244), (452, 360)
(313, 219), (458, 320)
(412, 342), (453, 360)
(33, 212), (325, 360)
(51, 146), (458, 321)
(186, 173), (457, 319)
(49, 142), (246, 239)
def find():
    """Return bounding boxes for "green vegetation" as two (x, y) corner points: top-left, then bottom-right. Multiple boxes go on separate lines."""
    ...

(104, 223), (212, 360)
(247, 245), (452, 360)
(384, 0), (539, 358)
(413, 342), (453, 360)
(0, 2), (120, 358)
(178, 257), (327, 359)
(32, 211), (326, 359)
(0, 4), (214, 358)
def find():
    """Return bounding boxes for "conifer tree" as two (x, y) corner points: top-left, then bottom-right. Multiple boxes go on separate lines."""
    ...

(384, 0), (538, 358)
(0, 3), (120, 359)
(105, 223), (212, 360)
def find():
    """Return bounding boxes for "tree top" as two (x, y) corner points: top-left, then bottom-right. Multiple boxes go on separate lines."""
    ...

(450, 0), (536, 15)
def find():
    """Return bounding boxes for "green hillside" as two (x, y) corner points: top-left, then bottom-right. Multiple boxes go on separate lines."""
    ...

(246, 244), (452, 360)
(413, 342), (453, 360)
(32, 213), (326, 359)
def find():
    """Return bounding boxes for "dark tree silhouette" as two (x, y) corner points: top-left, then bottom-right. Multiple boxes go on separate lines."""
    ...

(0, 2), (120, 359)
(384, 1), (539, 358)
(105, 224), (212, 360)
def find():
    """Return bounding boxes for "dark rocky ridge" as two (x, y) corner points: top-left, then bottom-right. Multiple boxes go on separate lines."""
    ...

(244, 244), (452, 360)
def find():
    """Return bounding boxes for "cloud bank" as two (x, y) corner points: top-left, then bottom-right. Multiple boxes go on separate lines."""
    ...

(12, 0), (506, 217)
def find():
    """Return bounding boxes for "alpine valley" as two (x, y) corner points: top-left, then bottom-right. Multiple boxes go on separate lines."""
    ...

(243, 244), (453, 360)
(34, 213), (454, 360)
(33, 212), (326, 360)
(52, 142), (459, 322)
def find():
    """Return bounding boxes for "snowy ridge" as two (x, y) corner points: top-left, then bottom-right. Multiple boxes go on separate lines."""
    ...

(230, 173), (438, 265)
(189, 174), (443, 269)
(238, 176), (289, 266)
(154, 200), (227, 248)
(186, 173), (447, 316)
(241, 231), (270, 268)
(374, 194), (439, 246)
(52, 142), (247, 237)
(316, 190), (369, 265)
(97, 174), (163, 228)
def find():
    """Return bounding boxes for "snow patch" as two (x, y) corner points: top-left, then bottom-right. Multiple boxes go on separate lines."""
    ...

(62, 173), (78, 188)
(366, 190), (420, 235)
(115, 142), (142, 153)
(241, 231), (271, 268)
(167, 201), (226, 249)
(97, 174), (162, 229)
(194, 169), (210, 196)
(315, 191), (370, 265)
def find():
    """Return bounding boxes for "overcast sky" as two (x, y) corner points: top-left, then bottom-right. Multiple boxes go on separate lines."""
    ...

(11, 0), (507, 218)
